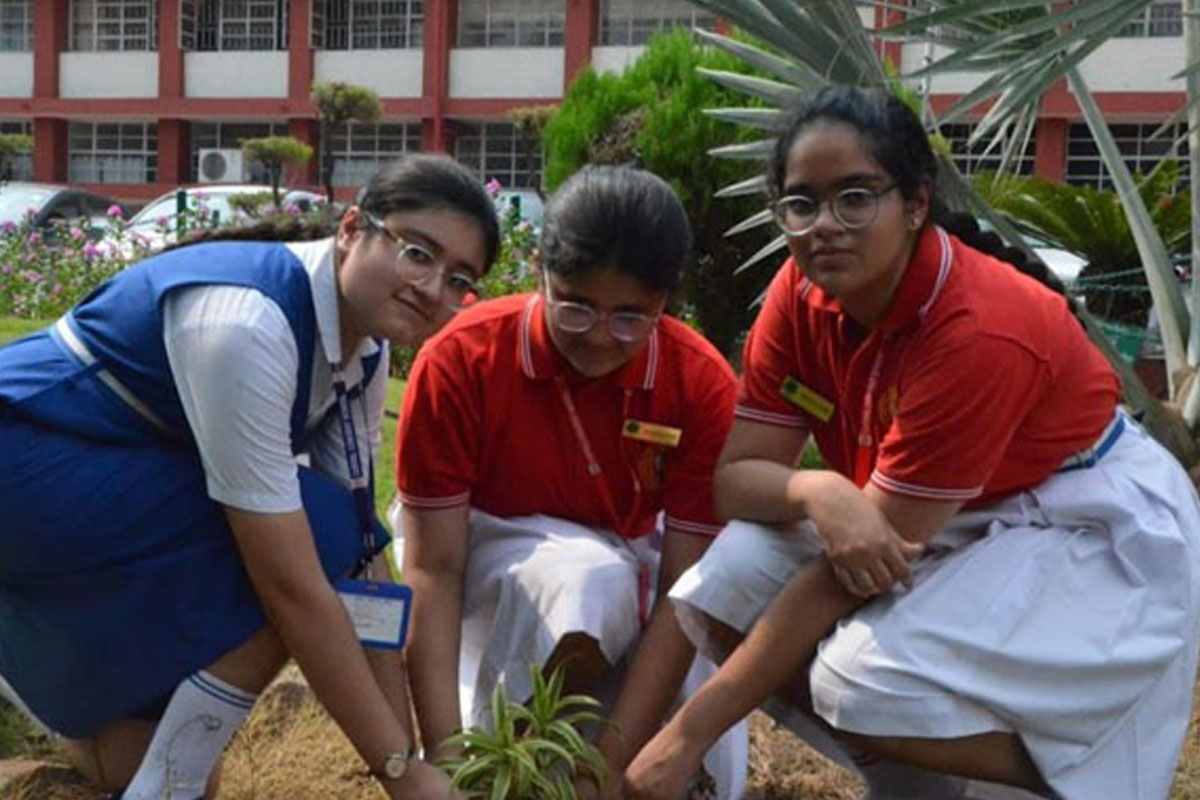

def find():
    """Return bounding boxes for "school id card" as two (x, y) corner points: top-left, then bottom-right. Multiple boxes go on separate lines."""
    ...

(334, 578), (413, 650)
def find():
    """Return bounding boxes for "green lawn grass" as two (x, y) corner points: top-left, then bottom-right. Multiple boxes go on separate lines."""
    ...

(0, 317), (50, 345)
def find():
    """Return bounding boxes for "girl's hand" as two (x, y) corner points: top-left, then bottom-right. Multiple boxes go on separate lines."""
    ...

(383, 759), (462, 800)
(622, 722), (704, 800)
(793, 471), (922, 598)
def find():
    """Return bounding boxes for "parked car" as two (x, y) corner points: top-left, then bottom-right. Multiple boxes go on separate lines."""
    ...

(0, 182), (124, 236)
(121, 184), (328, 253)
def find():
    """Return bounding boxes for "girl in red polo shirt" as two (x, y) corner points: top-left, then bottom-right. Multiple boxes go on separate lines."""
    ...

(624, 87), (1200, 800)
(393, 165), (745, 797)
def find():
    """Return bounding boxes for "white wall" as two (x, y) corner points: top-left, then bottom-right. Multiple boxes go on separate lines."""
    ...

(0, 54), (32, 97)
(185, 52), (288, 97)
(1078, 38), (1185, 93)
(60, 53), (157, 98)
(315, 50), (422, 97)
(903, 38), (1185, 99)
(591, 45), (644, 75)
(449, 48), (563, 97)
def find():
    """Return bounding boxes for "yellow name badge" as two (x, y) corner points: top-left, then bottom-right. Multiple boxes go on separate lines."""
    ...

(623, 419), (683, 447)
(780, 376), (835, 423)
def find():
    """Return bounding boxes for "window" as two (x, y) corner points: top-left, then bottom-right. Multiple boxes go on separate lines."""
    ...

(1118, 1), (1181, 37)
(316, 0), (424, 49)
(190, 121), (288, 183)
(70, 0), (157, 51)
(939, 123), (1036, 177)
(1065, 122), (1189, 190)
(0, 120), (32, 181)
(191, 0), (288, 51)
(454, 122), (541, 189)
(599, 0), (715, 46)
(67, 122), (157, 184)
(0, 0), (31, 52)
(457, 0), (564, 47)
(325, 122), (420, 187)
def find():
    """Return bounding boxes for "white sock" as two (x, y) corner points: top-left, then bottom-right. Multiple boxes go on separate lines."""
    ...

(122, 670), (257, 800)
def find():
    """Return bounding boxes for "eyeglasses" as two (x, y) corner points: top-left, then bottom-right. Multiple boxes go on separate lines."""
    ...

(543, 278), (661, 344)
(772, 184), (898, 237)
(362, 212), (480, 311)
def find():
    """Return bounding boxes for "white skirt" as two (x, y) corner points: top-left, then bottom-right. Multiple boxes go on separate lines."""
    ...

(389, 505), (748, 799)
(669, 414), (1200, 800)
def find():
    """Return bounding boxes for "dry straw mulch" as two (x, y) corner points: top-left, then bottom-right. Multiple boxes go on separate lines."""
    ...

(3, 672), (1200, 800)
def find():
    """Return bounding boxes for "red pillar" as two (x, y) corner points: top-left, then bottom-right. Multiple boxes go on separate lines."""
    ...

(157, 119), (191, 186)
(422, 0), (454, 152)
(31, 0), (68, 183)
(563, 0), (598, 89)
(289, 118), (321, 187)
(1034, 117), (1068, 183)
(288, 0), (314, 104)
(158, 0), (184, 97)
(874, 0), (904, 71)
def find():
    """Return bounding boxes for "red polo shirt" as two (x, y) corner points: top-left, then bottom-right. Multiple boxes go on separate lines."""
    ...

(739, 226), (1120, 506)
(396, 293), (737, 538)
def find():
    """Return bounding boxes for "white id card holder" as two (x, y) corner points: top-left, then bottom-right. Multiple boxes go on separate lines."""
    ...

(334, 578), (413, 649)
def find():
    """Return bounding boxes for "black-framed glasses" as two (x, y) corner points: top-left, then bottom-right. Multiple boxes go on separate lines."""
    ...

(362, 212), (480, 311)
(772, 184), (899, 237)
(543, 278), (661, 344)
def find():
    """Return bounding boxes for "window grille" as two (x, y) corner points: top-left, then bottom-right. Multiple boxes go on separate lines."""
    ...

(67, 121), (158, 183)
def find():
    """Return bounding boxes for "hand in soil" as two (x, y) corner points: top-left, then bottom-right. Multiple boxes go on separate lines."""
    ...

(622, 723), (705, 800)
(383, 759), (462, 800)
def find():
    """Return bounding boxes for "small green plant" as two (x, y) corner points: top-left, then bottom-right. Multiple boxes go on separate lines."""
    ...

(440, 666), (608, 799)
(241, 136), (315, 207)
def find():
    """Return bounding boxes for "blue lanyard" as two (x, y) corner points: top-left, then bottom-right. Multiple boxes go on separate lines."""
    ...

(331, 360), (376, 576)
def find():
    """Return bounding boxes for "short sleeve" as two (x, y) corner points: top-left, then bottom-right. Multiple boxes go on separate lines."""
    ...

(737, 261), (809, 430)
(394, 337), (481, 509)
(871, 331), (1050, 501)
(163, 285), (303, 513)
(662, 356), (737, 536)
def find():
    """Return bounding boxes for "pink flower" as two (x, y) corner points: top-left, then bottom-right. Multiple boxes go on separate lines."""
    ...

(107, 204), (123, 218)
(20, 270), (42, 283)
(71, 228), (86, 242)
(25, 232), (41, 247)
(485, 178), (503, 197)
(284, 202), (301, 216)
(83, 242), (101, 259)
(155, 215), (170, 228)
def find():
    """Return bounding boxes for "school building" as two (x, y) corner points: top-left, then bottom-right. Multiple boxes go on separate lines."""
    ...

(0, 0), (1189, 202)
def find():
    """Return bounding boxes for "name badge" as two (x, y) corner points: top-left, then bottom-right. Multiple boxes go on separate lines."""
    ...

(780, 376), (835, 423)
(623, 419), (683, 447)
(334, 578), (412, 650)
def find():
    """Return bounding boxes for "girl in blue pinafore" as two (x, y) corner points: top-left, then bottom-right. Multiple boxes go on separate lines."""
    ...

(0, 155), (498, 800)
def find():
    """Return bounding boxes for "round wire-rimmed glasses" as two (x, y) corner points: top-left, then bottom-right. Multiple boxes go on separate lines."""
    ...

(542, 278), (662, 344)
(772, 184), (898, 237)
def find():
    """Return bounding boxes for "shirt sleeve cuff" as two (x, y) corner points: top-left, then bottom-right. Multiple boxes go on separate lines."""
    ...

(869, 470), (983, 502)
(734, 403), (809, 429)
(207, 480), (304, 514)
(664, 515), (724, 537)
(396, 489), (472, 510)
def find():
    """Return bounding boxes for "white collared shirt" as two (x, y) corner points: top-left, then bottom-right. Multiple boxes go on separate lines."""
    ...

(162, 238), (387, 513)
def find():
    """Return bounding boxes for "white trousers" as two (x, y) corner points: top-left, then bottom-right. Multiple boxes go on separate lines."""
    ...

(670, 415), (1200, 800)
(390, 505), (748, 799)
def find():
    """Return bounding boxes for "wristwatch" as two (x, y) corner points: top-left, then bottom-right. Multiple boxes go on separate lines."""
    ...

(371, 747), (418, 781)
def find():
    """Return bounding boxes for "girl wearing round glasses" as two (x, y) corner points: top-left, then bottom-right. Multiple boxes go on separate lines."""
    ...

(623, 87), (1200, 800)
(0, 155), (498, 800)
(393, 165), (746, 797)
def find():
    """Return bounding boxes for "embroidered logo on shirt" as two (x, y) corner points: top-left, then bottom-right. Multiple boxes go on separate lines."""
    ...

(623, 419), (683, 447)
(877, 385), (899, 428)
(780, 376), (835, 423)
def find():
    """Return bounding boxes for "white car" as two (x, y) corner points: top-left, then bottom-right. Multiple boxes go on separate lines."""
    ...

(119, 184), (327, 254)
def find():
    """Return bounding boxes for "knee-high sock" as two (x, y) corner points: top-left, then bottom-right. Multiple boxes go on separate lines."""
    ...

(122, 670), (257, 800)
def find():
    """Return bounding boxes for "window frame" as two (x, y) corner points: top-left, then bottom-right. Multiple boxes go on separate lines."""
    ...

(598, 0), (715, 46)
(456, 0), (565, 48)
(67, 121), (158, 184)
(0, 0), (32, 52)
(69, 0), (158, 52)
(454, 121), (542, 190)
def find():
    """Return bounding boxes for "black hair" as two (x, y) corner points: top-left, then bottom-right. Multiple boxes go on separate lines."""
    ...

(539, 164), (692, 292)
(357, 154), (501, 270)
(162, 154), (501, 270)
(767, 86), (1071, 301)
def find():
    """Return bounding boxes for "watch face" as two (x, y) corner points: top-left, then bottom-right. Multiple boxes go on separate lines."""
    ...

(383, 752), (408, 780)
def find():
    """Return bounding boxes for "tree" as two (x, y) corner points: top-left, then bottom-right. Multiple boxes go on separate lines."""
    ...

(311, 81), (382, 202)
(241, 136), (315, 207)
(542, 28), (773, 357)
(973, 163), (1192, 327)
(0, 133), (32, 182)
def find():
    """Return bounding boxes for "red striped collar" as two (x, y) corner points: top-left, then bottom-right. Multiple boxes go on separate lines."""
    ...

(517, 294), (661, 390)
(797, 225), (954, 331)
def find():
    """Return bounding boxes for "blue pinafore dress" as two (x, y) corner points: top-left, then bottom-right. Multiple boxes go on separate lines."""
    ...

(0, 241), (389, 738)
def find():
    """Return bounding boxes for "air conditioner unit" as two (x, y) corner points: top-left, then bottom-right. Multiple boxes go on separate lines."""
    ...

(197, 148), (245, 183)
